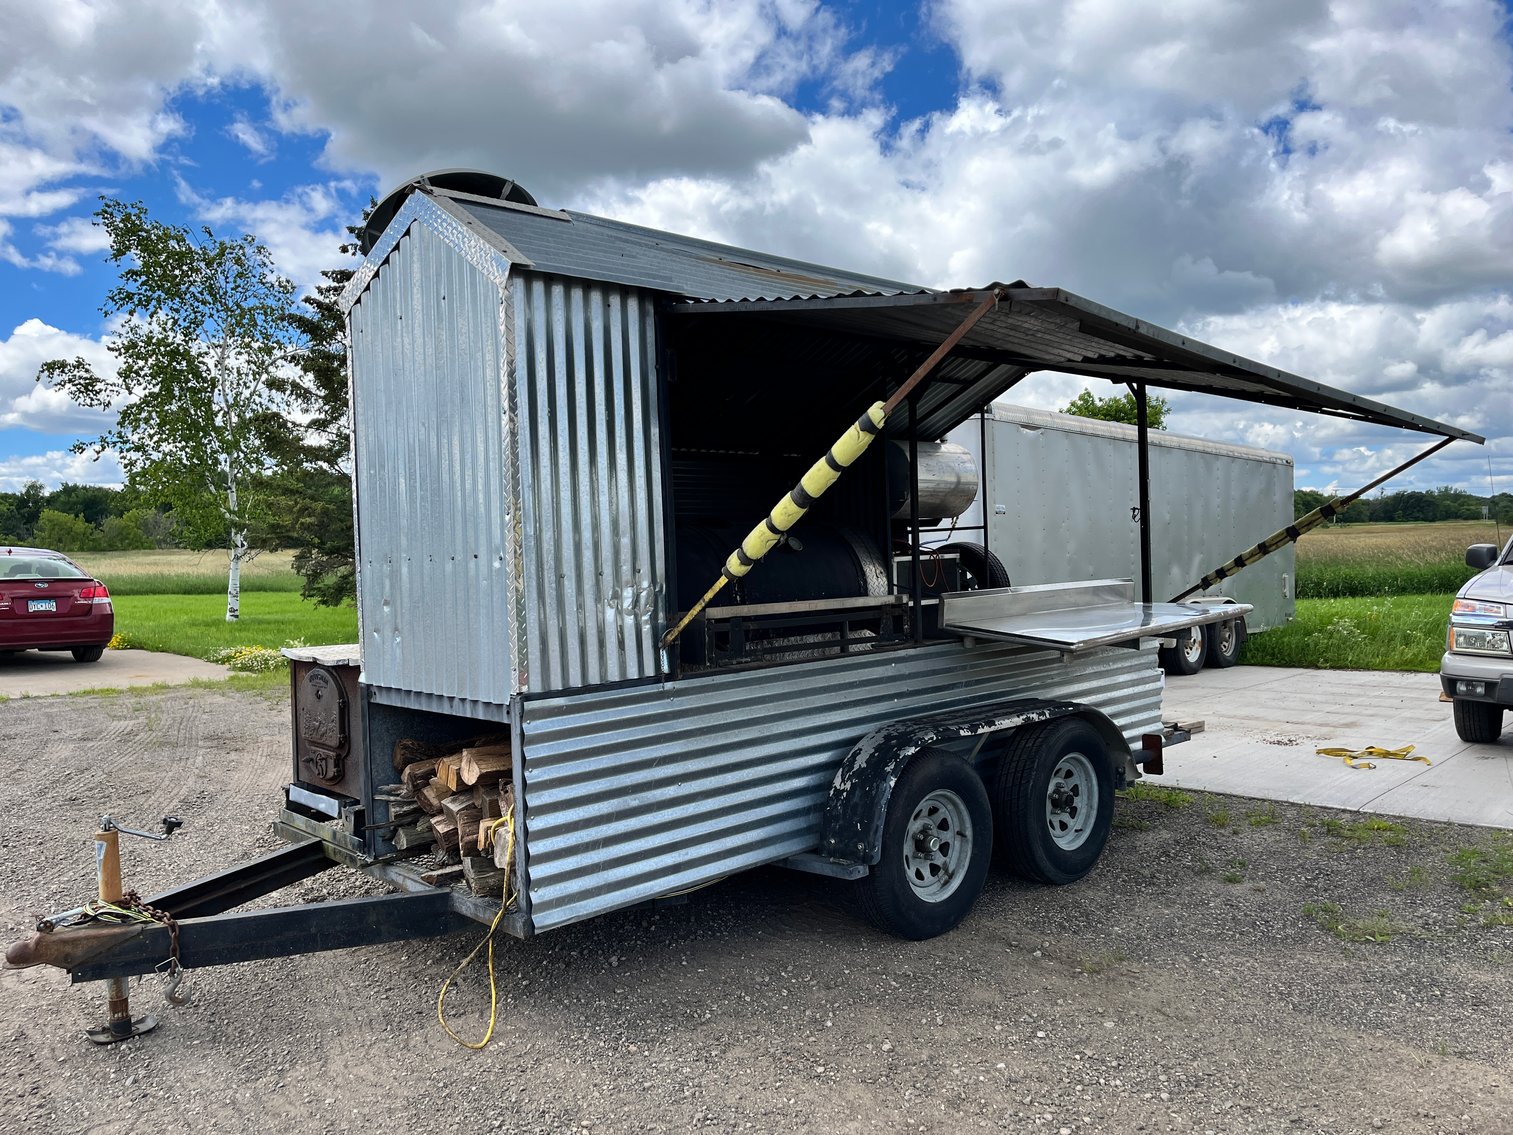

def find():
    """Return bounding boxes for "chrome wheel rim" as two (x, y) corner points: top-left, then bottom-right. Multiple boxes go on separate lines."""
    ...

(1214, 619), (1236, 657)
(1046, 752), (1098, 850)
(1180, 627), (1204, 665)
(902, 789), (972, 903)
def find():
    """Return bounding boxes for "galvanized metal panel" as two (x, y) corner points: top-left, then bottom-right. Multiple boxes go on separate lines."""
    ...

(349, 221), (520, 703)
(512, 273), (667, 692)
(454, 198), (920, 303)
(954, 405), (1295, 631)
(519, 640), (1162, 931)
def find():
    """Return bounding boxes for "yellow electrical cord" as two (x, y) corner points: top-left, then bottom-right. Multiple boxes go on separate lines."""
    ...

(436, 812), (516, 1049)
(1315, 745), (1431, 771)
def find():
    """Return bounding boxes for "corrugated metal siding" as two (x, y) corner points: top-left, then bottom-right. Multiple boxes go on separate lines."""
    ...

(512, 273), (666, 692)
(350, 222), (519, 703)
(519, 640), (1162, 931)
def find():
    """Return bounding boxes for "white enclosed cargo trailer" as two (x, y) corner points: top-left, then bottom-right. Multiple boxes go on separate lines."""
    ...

(946, 404), (1295, 672)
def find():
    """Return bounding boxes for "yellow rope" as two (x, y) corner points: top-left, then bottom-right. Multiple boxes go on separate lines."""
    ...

(436, 812), (516, 1049)
(1315, 744), (1431, 771)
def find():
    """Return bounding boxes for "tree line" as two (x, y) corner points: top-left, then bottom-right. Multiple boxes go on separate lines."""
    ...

(1294, 486), (1513, 524)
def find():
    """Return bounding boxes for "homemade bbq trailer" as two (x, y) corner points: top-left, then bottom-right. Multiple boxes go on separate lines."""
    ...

(6, 170), (1480, 1038)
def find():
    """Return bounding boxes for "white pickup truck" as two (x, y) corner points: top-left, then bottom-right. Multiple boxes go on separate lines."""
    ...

(1442, 537), (1513, 742)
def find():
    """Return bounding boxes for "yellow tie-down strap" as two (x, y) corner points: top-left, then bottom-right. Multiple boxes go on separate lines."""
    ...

(1315, 745), (1431, 771)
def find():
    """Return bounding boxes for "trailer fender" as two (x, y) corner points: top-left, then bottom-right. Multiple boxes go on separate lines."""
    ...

(820, 699), (1130, 865)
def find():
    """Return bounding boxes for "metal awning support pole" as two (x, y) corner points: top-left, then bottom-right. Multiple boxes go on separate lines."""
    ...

(1135, 383), (1154, 606)
(1170, 434), (1458, 602)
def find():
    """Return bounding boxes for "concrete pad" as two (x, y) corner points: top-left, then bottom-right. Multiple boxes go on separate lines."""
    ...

(1159, 665), (1513, 829)
(0, 648), (229, 698)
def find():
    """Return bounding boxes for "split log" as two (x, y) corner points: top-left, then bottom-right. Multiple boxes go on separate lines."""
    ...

(474, 785), (503, 821)
(459, 744), (512, 786)
(437, 755), (466, 793)
(401, 759), (439, 794)
(392, 817), (434, 851)
(393, 733), (511, 773)
(462, 855), (505, 897)
(430, 813), (459, 855)
(416, 778), (449, 816)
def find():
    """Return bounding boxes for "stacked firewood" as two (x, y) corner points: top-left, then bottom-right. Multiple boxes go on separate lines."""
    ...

(386, 735), (515, 897)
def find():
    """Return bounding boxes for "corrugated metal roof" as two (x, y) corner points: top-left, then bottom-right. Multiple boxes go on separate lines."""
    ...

(366, 178), (1480, 445)
(672, 288), (1484, 443)
(437, 191), (925, 303)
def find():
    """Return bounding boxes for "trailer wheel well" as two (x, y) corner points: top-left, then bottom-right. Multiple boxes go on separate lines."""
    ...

(820, 700), (1130, 866)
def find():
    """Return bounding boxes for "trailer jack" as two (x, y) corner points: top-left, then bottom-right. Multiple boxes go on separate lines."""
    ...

(5, 835), (472, 1041)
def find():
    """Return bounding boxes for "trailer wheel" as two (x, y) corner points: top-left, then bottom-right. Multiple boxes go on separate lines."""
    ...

(856, 751), (992, 940)
(1158, 626), (1207, 675)
(993, 718), (1114, 885)
(937, 542), (1010, 590)
(1453, 698), (1504, 744)
(1203, 618), (1245, 669)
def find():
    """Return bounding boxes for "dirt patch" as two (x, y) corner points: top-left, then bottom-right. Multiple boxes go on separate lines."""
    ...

(3, 687), (1511, 1134)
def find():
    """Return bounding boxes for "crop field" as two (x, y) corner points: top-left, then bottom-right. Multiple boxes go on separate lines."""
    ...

(1293, 519), (1504, 598)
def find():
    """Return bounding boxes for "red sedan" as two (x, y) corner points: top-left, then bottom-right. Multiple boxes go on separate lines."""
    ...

(0, 547), (114, 663)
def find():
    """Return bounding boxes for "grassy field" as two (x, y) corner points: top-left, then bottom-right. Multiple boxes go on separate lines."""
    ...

(73, 549), (304, 596)
(1246, 519), (1505, 671)
(68, 550), (356, 667)
(1242, 594), (1452, 672)
(111, 593), (357, 659)
(1293, 519), (1503, 598)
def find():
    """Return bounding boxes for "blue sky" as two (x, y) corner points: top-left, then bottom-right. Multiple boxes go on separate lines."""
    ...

(2, 0), (1511, 496)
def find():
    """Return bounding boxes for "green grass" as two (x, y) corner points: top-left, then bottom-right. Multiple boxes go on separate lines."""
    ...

(72, 549), (304, 596)
(1119, 782), (1195, 809)
(1303, 901), (1408, 943)
(1242, 594), (1452, 672)
(111, 593), (357, 660)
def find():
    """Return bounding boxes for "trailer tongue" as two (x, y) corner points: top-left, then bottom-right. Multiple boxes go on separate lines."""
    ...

(4, 169), (1481, 1039)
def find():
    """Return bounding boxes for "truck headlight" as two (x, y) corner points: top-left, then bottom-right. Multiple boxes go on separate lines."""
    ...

(1451, 626), (1512, 655)
(1453, 598), (1508, 618)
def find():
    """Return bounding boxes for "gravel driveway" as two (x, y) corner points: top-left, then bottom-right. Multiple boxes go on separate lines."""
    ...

(3, 686), (1511, 1135)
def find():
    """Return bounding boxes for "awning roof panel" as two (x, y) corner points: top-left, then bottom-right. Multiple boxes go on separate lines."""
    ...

(673, 287), (1482, 443)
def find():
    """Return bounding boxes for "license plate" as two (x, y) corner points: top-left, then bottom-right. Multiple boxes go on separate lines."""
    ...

(28, 599), (56, 613)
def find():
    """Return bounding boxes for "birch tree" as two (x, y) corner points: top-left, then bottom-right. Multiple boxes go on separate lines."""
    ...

(37, 198), (296, 620)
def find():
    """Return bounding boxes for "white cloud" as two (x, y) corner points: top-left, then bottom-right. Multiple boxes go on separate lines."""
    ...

(35, 213), (110, 255)
(0, 448), (123, 492)
(0, 319), (117, 435)
(174, 177), (354, 292)
(227, 114), (274, 160)
(0, 219), (81, 275)
(0, 0), (1510, 495)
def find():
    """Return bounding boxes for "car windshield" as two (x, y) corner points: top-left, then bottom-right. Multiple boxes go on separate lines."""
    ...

(0, 556), (87, 580)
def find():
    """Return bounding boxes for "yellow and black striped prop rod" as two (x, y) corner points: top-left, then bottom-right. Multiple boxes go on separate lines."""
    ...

(1170, 435), (1456, 603)
(661, 289), (1004, 648)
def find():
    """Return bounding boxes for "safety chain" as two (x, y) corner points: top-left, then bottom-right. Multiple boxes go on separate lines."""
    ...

(118, 890), (189, 1006)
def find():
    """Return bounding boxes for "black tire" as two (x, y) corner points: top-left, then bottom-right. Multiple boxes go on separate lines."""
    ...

(993, 718), (1115, 885)
(1453, 698), (1504, 744)
(937, 542), (1010, 590)
(1203, 617), (1245, 669)
(856, 751), (993, 940)
(71, 646), (105, 663)
(1158, 625), (1207, 675)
